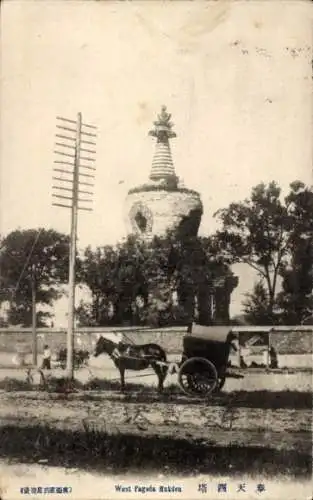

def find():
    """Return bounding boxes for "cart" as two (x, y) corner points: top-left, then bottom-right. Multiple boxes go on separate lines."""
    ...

(176, 323), (237, 398)
(94, 324), (238, 398)
(56, 348), (90, 370)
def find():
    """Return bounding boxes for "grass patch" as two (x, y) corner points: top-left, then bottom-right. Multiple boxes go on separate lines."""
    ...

(0, 376), (181, 394)
(0, 377), (34, 392)
(0, 424), (310, 478)
(0, 377), (311, 409)
(222, 390), (312, 410)
(83, 377), (163, 393)
(102, 389), (312, 409)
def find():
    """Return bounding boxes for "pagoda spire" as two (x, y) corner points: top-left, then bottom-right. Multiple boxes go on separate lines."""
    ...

(148, 106), (177, 182)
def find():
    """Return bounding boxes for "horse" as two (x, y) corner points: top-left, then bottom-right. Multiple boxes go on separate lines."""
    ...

(93, 333), (168, 392)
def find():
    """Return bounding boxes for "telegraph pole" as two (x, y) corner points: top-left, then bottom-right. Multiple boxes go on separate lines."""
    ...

(52, 113), (97, 379)
(31, 264), (37, 366)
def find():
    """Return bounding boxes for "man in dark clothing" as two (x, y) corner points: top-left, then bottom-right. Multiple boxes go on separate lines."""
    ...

(42, 344), (51, 370)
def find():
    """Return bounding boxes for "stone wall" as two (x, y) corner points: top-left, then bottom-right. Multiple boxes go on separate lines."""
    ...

(0, 327), (187, 357)
(125, 188), (203, 238)
(270, 331), (313, 354)
(0, 327), (311, 360)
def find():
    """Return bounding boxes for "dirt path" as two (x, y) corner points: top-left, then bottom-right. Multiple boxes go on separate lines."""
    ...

(0, 352), (312, 392)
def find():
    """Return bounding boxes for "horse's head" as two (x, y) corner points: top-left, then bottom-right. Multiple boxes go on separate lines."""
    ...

(93, 332), (123, 357)
(93, 336), (113, 357)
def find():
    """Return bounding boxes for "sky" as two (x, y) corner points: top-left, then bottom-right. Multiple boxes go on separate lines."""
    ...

(1, 0), (312, 322)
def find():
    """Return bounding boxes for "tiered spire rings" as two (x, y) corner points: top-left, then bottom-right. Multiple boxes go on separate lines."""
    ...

(148, 106), (177, 182)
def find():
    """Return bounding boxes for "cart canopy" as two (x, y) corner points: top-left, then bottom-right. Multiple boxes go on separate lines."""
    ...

(187, 323), (233, 343)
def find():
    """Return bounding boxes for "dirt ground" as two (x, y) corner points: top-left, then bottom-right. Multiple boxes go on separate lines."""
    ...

(0, 355), (311, 495)
(0, 358), (311, 453)
(0, 352), (312, 392)
(1, 349), (312, 370)
(0, 390), (310, 453)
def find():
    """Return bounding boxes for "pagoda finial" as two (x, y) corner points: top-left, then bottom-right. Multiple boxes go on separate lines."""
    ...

(148, 106), (177, 143)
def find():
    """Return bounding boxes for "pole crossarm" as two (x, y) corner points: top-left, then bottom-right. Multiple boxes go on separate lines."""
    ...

(81, 139), (96, 146)
(53, 168), (74, 175)
(52, 203), (93, 212)
(80, 148), (96, 154)
(78, 172), (95, 179)
(52, 186), (73, 192)
(76, 189), (93, 195)
(56, 125), (77, 133)
(56, 134), (76, 142)
(52, 176), (74, 183)
(52, 194), (73, 201)
(77, 206), (93, 212)
(56, 116), (77, 125)
(79, 164), (96, 171)
(52, 112), (97, 379)
(80, 130), (97, 138)
(54, 160), (74, 166)
(54, 150), (76, 158)
(52, 203), (72, 209)
(81, 122), (97, 130)
(80, 156), (96, 162)
(78, 180), (94, 187)
(55, 142), (76, 150)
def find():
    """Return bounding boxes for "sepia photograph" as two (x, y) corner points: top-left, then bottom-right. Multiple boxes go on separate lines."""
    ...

(0, 1), (312, 499)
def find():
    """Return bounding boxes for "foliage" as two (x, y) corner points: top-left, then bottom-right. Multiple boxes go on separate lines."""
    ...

(2, 423), (310, 477)
(243, 281), (276, 325)
(78, 237), (150, 326)
(78, 234), (173, 326)
(276, 182), (313, 324)
(214, 182), (290, 321)
(77, 232), (236, 327)
(215, 181), (313, 323)
(0, 228), (70, 326)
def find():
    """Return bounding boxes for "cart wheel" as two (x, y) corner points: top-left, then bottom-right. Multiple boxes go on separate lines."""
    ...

(178, 357), (218, 397)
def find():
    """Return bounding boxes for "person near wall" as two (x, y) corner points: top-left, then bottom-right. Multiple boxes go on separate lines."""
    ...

(42, 344), (51, 370)
(269, 346), (278, 369)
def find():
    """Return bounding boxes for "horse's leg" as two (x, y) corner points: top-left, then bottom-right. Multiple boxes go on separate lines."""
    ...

(161, 363), (169, 390)
(119, 365), (126, 392)
(153, 363), (168, 393)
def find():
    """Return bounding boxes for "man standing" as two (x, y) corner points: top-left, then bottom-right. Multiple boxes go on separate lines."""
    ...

(42, 344), (51, 370)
